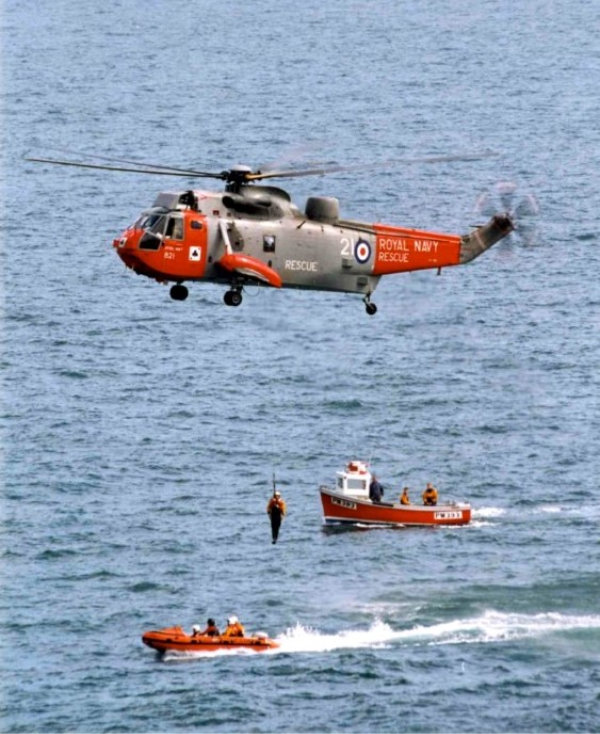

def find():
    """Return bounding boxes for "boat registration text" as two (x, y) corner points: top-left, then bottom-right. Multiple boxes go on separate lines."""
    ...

(434, 510), (463, 520)
(331, 497), (357, 510)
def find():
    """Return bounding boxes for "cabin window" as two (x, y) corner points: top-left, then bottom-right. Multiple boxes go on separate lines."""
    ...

(165, 216), (183, 240)
(263, 234), (276, 253)
(337, 477), (344, 489)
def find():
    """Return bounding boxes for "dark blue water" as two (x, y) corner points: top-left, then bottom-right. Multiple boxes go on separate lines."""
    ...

(2, 1), (599, 732)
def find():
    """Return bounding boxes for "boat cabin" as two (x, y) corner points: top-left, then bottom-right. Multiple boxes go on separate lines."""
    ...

(336, 460), (372, 499)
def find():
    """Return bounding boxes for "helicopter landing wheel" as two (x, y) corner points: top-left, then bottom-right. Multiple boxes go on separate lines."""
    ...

(363, 295), (377, 315)
(170, 283), (189, 301)
(224, 289), (243, 307)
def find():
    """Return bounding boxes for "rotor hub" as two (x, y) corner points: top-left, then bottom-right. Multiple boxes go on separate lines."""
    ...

(225, 165), (254, 192)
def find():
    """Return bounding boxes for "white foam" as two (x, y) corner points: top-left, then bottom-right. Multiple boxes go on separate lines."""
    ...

(162, 647), (258, 661)
(275, 611), (600, 654)
(538, 504), (562, 514)
(394, 610), (600, 647)
(472, 506), (506, 518)
(275, 620), (395, 653)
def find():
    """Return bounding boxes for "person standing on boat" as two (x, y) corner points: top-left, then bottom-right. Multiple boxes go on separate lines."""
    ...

(400, 487), (410, 505)
(223, 615), (245, 637)
(422, 483), (439, 506)
(369, 474), (384, 503)
(267, 490), (287, 544)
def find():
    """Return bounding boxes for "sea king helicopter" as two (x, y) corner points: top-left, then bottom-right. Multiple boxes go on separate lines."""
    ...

(27, 152), (514, 314)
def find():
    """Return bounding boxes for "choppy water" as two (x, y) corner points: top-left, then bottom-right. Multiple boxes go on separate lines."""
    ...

(2, 0), (600, 732)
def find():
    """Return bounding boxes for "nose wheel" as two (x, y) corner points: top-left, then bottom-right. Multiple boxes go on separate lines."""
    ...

(363, 295), (377, 315)
(170, 283), (188, 301)
(224, 288), (243, 307)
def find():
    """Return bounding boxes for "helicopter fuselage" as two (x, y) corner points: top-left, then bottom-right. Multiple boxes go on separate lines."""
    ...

(112, 183), (512, 312)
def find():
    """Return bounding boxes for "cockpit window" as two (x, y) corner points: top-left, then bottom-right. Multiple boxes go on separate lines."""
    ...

(134, 212), (166, 233)
(148, 215), (166, 234)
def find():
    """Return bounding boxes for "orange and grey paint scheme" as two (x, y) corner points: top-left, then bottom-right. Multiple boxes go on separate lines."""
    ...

(27, 155), (512, 313)
(111, 183), (513, 315)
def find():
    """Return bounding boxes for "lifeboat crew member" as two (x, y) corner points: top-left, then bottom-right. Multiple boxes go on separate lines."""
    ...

(200, 618), (220, 636)
(267, 490), (287, 544)
(422, 483), (439, 506)
(369, 475), (384, 503)
(400, 487), (410, 505)
(223, 615), (245, 637)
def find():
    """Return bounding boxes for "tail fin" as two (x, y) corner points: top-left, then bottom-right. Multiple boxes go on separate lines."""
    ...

(460, 214), (514, 264)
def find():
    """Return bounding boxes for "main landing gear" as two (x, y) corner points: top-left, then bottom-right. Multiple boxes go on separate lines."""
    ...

(170, 283), (188, 301)
(223, 287), (243, 307)
(363, 294), (377, 315)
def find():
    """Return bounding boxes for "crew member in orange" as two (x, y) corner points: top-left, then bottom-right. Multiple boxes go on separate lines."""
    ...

(200, 618), (220, 637)
(422, 483), (439, 506)
(400, 487), (410, 505)
(223, 615), (245, 637)
(267, 490), (287, 544)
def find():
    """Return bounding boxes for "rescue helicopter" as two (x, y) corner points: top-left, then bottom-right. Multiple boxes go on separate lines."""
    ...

(27, 152), (514, 314)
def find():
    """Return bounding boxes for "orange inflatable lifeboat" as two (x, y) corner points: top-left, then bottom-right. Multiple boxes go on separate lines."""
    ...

(142, 626), (279, 654)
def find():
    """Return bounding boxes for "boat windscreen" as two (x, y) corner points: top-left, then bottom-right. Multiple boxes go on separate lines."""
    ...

(347, 479), (367, 491)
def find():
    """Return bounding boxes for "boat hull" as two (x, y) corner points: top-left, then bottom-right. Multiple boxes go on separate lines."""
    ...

(142, 626), (279, 653)
(320, 487), (471, 527)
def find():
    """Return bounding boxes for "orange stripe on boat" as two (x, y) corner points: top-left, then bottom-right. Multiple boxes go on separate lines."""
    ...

(142, 626), (279, 653)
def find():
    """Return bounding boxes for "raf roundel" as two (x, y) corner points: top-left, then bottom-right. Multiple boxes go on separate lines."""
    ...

(354, 239), (372, 264)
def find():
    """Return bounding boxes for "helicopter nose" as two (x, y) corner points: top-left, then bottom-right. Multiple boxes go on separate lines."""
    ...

(113, 230), (140, 257)
(113, 234), (129, 250)
(112, 231), (141, 270)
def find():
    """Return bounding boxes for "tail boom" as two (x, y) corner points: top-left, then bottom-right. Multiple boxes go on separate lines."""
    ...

(459, 213), (514, 264)
(372, 223), (461, 276)
(371, 213), (513, 275)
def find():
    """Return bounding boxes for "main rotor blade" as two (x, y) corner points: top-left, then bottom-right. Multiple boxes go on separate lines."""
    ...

(246, 164), (351, 181)
(31, 147), (223, 173)
(250, 151), (498, 181)
(26, 148), (499, 183)
(25, 156), (227, 179)
(44, 149), (229, 177)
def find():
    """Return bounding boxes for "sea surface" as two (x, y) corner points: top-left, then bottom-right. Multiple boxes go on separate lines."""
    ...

(1, 1), (599, 732)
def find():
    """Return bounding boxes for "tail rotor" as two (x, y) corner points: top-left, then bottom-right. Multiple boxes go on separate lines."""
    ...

(475, 181), (540, 248)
